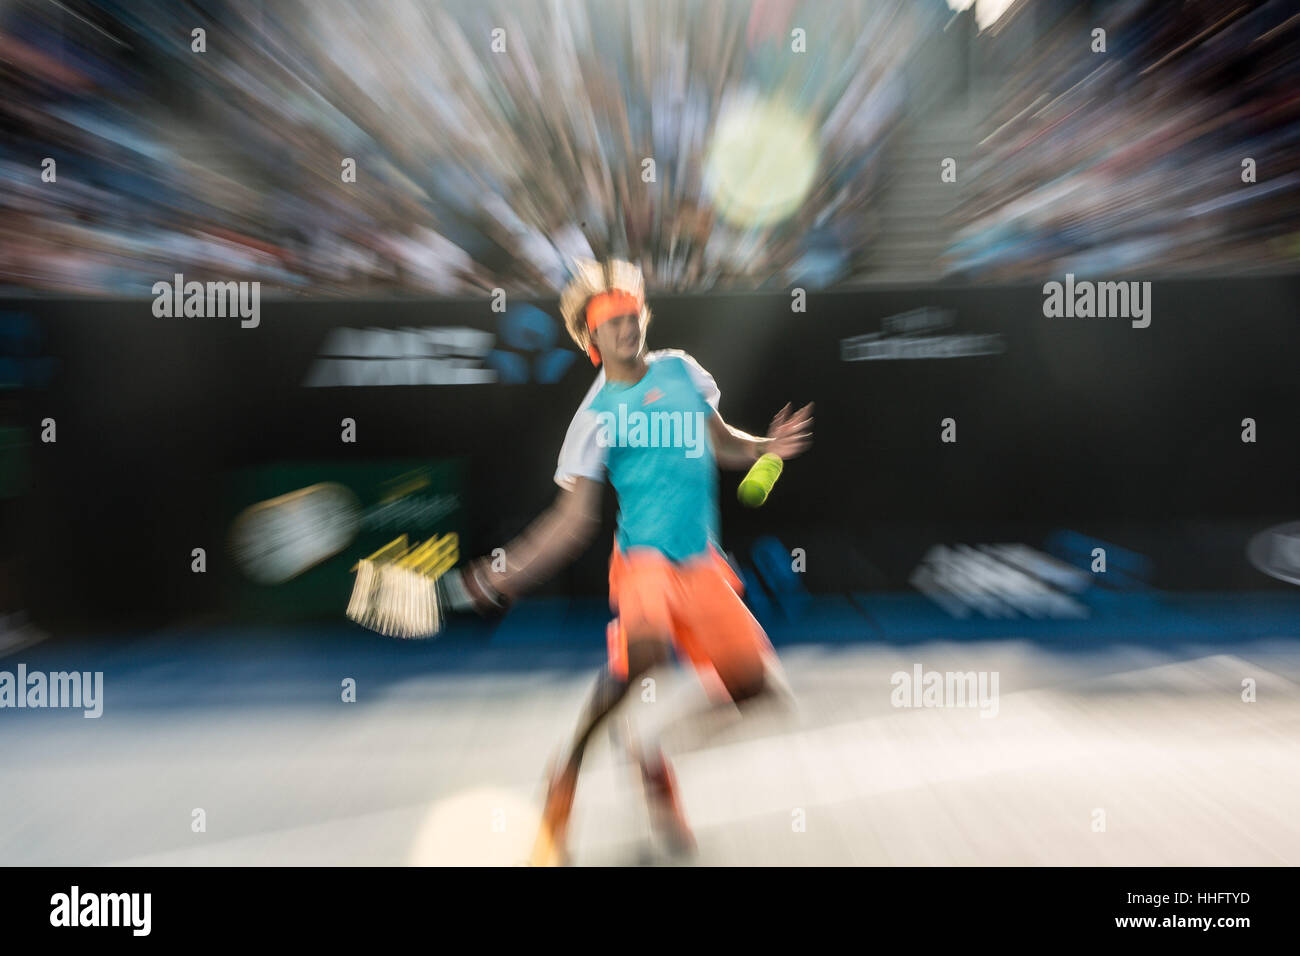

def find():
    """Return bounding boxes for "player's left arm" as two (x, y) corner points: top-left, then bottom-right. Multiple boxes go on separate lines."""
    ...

(708, 402), (814, 470)
(676, 352), (813, 469)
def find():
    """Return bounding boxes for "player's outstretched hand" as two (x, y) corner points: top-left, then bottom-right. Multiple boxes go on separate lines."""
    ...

(766, 402), (813, 460)
(439, 558), (513, 618)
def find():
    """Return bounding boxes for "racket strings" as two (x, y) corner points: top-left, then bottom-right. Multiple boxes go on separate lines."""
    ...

(347, 534), (458, 639)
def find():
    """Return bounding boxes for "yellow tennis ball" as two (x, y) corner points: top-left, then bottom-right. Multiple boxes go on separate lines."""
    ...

(738, 479), (766, 508)
(738, 453), (783, 508)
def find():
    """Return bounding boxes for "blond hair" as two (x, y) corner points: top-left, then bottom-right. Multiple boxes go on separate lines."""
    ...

(559, 258), (652, 355)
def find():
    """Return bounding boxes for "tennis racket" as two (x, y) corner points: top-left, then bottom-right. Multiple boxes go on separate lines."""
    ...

(346, 534), (511, 638)
(346, 533), (459, 638)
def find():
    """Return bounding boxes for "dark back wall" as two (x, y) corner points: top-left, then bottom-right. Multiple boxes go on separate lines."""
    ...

(7, 276), (1299, 630)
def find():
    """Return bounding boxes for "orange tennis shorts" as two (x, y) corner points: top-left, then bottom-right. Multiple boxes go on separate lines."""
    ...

(606, 544), (775, 700)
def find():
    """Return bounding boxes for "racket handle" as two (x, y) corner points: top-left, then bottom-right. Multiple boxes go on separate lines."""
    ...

(440, 562), (511, 617)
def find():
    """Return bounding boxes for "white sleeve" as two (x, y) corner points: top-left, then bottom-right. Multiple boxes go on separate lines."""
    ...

(554, 372), (608, 489)
(676, 352), (721, 411)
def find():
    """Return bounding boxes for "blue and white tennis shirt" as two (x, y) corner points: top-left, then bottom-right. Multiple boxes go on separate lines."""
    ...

(554, 350), (721, 563)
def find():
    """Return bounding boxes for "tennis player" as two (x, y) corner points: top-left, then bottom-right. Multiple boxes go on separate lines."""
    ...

(448, 258), (812, 865)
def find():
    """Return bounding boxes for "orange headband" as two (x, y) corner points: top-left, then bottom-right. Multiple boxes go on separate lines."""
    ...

(584, 291), (642, 366)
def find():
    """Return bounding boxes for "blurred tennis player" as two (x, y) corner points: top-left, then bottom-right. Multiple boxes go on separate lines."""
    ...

(445, 258), (812, 865)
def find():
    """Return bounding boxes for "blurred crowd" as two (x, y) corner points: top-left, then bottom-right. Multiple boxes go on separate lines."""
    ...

(0, 0), (935, 296)
(945, 0), (1300, 279)
(0, 0), (1295, 297)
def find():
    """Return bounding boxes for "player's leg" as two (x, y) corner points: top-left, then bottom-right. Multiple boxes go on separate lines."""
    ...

(554, 627), (673, 797)
(621, 596), (792, 859)
(625, 714), (697, 856)
(531, 549), (675, 865)
(610, 551), (772, 856)
(531, 627), (672, 865)
(639, 550), (794, 773)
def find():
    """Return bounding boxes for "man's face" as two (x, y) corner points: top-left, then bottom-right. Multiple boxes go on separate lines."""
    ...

(591, 310), (644, 364)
